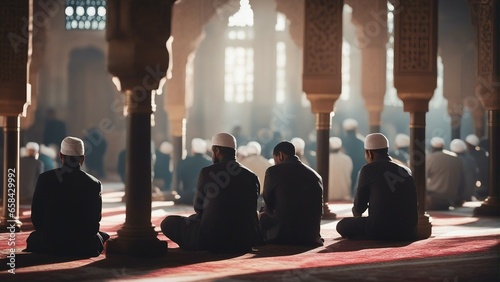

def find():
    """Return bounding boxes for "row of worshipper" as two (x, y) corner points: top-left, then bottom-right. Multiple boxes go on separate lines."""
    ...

(426, 135), (489, 210)
(161, 132), (419, 253)
(22, 131), (419, 257)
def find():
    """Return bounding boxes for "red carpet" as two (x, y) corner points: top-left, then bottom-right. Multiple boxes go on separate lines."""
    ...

(0, 187), (499, 281)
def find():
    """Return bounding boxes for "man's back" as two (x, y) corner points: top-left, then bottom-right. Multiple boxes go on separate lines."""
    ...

(354, 158), (417, 240)
(328, 151), (352, 201)
(263, 156), (323, 246)
(31, 165), (102, 254)
(195, 159), (260, 252)
(426, 150), (464, 204)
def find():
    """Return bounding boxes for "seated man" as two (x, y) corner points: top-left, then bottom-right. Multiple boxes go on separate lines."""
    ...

(336, 133), (417, 241)
(161, 133), (261, 253)
(25, 137), (109, 257)
(259, 141), (323, 246)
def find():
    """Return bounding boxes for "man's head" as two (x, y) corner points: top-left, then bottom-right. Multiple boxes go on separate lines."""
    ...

(395, 133), (410, 149)
(290, 137), (305, 155)
(60, 136), (85, 167)
(211, 133), (237, 163)
(329, 137), (342, 153)
(25, 142), (40, 159)
(272, 141), (295, 165)
(465, 134), (480, 150)
(246, 141), (262, 156)
(364, 133), (389, 163)
(342, 118), (358, 132)
(450, 139), (467, 155)
(191, 138), (207, 154)
(430, 137), (445, 152)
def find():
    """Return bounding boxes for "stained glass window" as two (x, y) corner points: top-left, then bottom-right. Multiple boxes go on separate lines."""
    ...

(65, 0), (106, 30)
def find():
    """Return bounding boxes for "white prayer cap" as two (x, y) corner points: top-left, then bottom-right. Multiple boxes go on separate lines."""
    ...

(394, 134), (410, 148)
(342, 118), (358, 131)
(60, 136), (85, 156)
(191, 138), (206, 154)
(212, 132), (236, 149)
(246, 141), (262, 156)
(237, 145), (248, 157)
(329, 137), (342, 150)
(160, 141), (173, 154)
(465, 134), (480, 146)
(364, 133), (389, 150)
(290, 137), (305, 154)
(450, 139), (467, 154)
(25, 142), (40, 152)
(430, 137), (445, 149)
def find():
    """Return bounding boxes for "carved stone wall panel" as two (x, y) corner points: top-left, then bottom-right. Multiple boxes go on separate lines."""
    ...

(394, 0), (437, 74)
(303, 0), (343, 76)
(0, 0), (29, 116)
(477, 1), (494, 76)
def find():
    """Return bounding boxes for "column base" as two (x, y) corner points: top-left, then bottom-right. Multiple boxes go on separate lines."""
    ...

(322, 203), (337, 220)
(473, 197), (500, 217)
(0, 219), (22, 233)
(415, 213), (432, 240)
(106, 225), (167, 257)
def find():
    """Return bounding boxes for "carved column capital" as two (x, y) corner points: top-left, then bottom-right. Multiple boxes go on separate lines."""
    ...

(106, 0), (176, 91)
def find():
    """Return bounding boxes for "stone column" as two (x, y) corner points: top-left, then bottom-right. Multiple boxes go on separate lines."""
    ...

(303, 0), (344, 219)
(105, 0), (176, 256)
(469, 0), (500, 217)
(349, 0), (388, 133)
(394, 0), (438, 239)
(0, 0), (30, 232)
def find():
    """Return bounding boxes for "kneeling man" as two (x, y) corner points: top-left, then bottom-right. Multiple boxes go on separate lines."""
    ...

(336, 133), (417, 241)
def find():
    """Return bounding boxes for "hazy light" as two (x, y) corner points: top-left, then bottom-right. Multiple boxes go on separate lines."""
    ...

(97, 6), (106, 17)
(76, 6), (85, 16)
(228, 0), (254, 27)
(87, 7), (96, 17)
(65, 6), (74, 16)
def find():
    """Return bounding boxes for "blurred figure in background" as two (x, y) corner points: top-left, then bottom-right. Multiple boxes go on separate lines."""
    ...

(390, 133), (410, 166)
(465, 134), (489, 200)
(290, 137), (310, 167)
(39, 144), (57, 172)
(426, 137), (465, 210)
(241, 141), (271, 211)
(328, 137), (352, 201)
(83, 127), (107, 178)
(42, 108), (67, 149)
(450, 139), (478, 204)
(20, 142), (44, 205)
(154, 141), (173, 191)
(341, 118), (365, 196)
(176, 138), (212, 205)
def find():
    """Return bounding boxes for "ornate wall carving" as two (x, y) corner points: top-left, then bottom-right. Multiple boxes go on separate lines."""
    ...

(394, 0), (437, 73)
(303, 0), (343, 76)
(0, 0), (29, 116)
